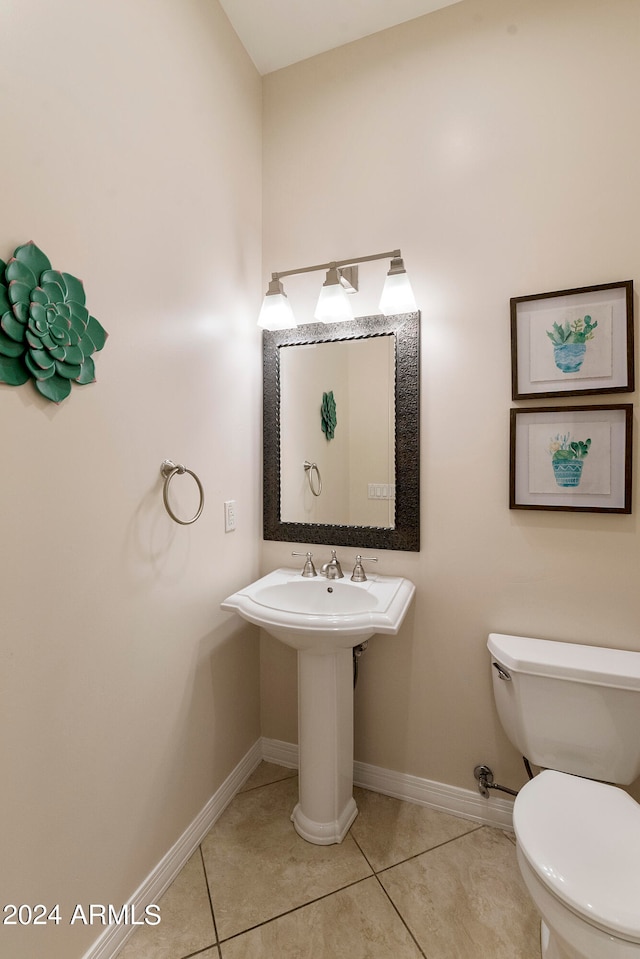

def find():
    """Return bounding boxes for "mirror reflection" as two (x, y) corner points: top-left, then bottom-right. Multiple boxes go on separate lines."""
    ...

(280, 336), (395, 527)
(263, 312), (420, 552)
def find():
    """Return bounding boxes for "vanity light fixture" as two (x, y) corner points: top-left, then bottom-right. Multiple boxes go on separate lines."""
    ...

(314, 265), (353, 323)
(257, 249), (416, 330)
(257, 276), (297, 331)
(379, 256), (417, 316)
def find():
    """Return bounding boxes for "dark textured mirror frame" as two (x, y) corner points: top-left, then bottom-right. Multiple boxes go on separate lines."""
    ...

(263, 311), (420, 551)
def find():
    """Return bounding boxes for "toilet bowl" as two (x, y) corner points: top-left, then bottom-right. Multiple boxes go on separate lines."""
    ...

(487, 633), (640, 959)
(514, 770), (640, 959)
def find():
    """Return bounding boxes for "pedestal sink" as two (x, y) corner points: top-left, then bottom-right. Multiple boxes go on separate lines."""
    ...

(221, 567), (415, 844)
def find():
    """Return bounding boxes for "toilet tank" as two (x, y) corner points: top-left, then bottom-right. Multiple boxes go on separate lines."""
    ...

(488, 632), (640, 784)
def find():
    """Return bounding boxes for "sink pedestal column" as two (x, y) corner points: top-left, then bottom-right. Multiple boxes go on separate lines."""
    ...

(291, 646), (358, 845)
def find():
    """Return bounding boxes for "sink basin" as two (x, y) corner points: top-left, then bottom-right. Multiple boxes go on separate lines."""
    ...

(221, 567), (415, 649)
(255, 580), (377, 615)
(221, 565), (415, 844)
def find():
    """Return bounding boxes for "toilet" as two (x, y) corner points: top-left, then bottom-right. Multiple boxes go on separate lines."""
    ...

(488, 632), (640, 959)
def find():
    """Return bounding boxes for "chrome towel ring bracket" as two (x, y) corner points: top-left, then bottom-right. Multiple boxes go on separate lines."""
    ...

(160, 460), (205, 525)
(303, 460), (322, 497)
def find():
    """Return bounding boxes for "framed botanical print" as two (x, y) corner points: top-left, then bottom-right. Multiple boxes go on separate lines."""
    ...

(511, 281), (634, 399)
(510, 404), (633, 513)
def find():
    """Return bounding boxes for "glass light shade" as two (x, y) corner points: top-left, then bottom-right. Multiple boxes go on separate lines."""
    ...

(258, 291), (296, 331)
(314, 268), (354, 323)
(379, 271), (417, 316)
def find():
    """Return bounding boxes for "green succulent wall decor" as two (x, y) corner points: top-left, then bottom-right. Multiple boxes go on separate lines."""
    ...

(321, 390), (337, 440)
(0, 241), (107, 404)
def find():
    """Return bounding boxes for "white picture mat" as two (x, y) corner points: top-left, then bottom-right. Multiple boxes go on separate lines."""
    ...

(514, 286), (629, 395)
(512, 408), (629, 510)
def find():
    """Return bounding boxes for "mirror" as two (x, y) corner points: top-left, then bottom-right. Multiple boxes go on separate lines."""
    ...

(280, 335), (395, 527)
(263, 312), (420, 551)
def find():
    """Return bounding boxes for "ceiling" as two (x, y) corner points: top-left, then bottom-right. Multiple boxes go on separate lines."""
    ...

(219, 0), (463, 75)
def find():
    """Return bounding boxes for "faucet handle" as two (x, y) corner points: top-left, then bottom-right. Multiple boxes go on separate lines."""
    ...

(351, 555), (378, 582)
(291, 551), (317, 577)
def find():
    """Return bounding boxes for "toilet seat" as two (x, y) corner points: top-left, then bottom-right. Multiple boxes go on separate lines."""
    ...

(514, 770), (640, 943)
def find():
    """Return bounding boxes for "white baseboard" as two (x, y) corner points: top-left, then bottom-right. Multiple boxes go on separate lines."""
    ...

(261, 737), (514, 831)
(353, 758), (515, 830)
(87, 736), (513, 959)
(83, 740), (262, 959)
(260, 735), (299, 769)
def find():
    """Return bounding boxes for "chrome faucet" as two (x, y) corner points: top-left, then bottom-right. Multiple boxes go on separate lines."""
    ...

(320, 549), (344, 579)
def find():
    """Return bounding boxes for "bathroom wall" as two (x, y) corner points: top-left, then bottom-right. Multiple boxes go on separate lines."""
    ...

(0, 2), (262, 958)
(261, 0), (640, 799)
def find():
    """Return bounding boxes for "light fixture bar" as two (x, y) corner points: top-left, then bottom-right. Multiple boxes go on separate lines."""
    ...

(259, 248), (415, 331)
(272, 249), (401, 282)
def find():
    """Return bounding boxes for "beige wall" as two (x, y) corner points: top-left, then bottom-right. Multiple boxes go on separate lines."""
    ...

(0, 2), (262, 957)
(261, 0), (640, 798)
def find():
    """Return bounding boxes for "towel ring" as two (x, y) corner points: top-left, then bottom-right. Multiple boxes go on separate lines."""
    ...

(160, 460), (205, 525)
(303, 460), (322, 497)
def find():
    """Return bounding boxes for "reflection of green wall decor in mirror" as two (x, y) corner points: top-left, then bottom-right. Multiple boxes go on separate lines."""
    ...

(0, 241), (107, 403)
(321, 390), (336, 440)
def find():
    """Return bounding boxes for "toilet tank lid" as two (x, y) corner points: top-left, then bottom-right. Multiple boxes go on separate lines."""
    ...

(514, 770), (640, 941)
(488, 632), (640, 691)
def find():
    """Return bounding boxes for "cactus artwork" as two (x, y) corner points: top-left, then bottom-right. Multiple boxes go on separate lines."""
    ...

(546, 314), (597, 374)
(548, 433), (591, 488)
(0, 241), (107, 403)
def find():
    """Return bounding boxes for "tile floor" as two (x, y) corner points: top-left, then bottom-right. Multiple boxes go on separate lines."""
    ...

(116, 762), (541, 959)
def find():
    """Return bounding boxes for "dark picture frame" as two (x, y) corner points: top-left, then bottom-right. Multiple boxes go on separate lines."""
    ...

(511, 281), (634, 400)
(510, 404), (633, 513)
